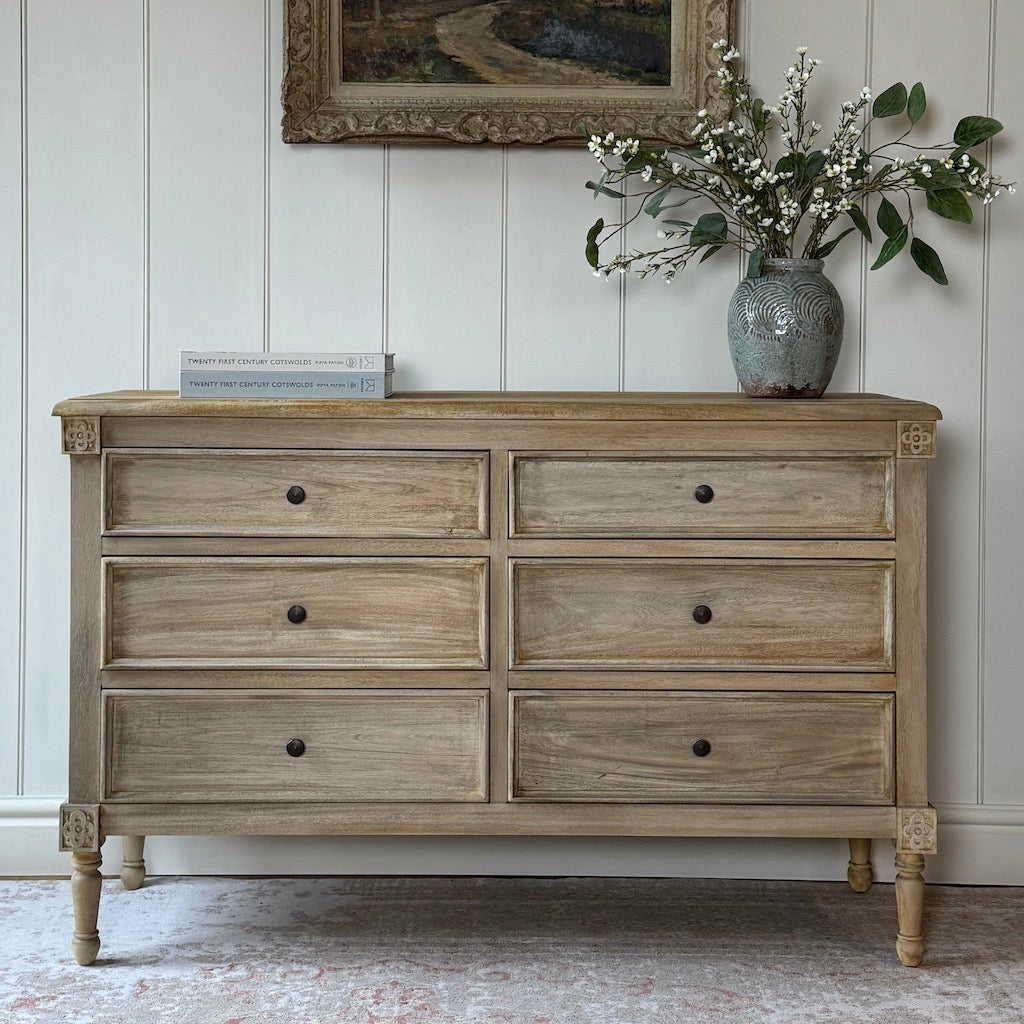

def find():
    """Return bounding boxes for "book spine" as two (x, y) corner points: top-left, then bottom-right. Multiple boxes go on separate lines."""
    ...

(180, 352), (394, 372)
(179, 370), (392, 399)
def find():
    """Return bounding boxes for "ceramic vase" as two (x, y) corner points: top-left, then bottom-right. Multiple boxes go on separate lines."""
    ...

(727, 257), (844, 398)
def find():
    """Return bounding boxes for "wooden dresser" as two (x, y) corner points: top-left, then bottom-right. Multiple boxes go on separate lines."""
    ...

(54, 391), (940, 966)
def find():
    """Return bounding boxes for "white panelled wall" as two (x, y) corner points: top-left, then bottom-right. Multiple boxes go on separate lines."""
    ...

(2, 0), (1022, 882)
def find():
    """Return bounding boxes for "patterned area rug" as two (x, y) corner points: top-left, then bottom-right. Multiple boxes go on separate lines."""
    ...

(2, 876), (1022, 1023)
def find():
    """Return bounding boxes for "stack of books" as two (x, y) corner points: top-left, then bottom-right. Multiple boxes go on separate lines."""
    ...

(179, 351), (394, 398)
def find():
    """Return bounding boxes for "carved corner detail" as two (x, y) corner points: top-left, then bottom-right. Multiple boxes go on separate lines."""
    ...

(60, 804), (102, 852)
(898, 421), (936, 458)
(62, 417), (100, 455)
(897, 807), (937, 854)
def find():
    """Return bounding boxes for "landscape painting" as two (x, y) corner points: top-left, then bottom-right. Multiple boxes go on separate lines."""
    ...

(339, 0), (671, 87)
(281, 0), (733, 144)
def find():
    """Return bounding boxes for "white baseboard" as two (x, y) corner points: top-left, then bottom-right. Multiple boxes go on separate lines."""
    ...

(4, 798), (1022, 885)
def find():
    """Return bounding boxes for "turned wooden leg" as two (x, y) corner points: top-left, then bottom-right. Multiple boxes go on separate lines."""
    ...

(120, 835), (146, 891)
(894, 850), (926, 967)
(70, 849), (103, 966)
(847, 838), (874, 892)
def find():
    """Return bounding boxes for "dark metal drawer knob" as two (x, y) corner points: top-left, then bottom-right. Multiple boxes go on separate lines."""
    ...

(692, 738), (712, 758)
(286, 485), (306, 505)
(692, 604), (712, 625)
(285, 738), (306, 758)
(287, 604), (307, 624)
(694, 484), (714, 504)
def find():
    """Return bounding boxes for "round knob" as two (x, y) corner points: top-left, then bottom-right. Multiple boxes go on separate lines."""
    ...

(287, 604), (307, 624)
(285, 738), (306, 757)
(692, 604), (712, 625)
(692, 738), (712, 758)
(694, 484), (714, 504)
(286, 485), (306, 505)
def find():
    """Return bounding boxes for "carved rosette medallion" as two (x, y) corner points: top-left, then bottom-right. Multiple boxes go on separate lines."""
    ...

(60, 805), (101, 852)
(898, 808), (937, 854)
(898, 421), (936, 458)
(62, 417), (100, 455)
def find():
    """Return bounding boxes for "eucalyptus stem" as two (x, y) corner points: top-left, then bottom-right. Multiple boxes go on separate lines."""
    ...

(584, 41), (1014, 285)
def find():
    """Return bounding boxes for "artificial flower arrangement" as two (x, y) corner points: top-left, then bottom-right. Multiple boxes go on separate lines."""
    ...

(585, 40), (1014, 285)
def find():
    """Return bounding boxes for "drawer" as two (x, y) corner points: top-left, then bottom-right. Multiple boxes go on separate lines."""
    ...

(104, 689), (488, 802)
(104, 557), (488, 668)
(510, 558), (893, 671)
(510, 691), (894, 803)
(510, 453), (893, 538)
(104, 449), (489, 537)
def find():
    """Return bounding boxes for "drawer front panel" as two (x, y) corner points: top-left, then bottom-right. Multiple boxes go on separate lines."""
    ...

(105, 690), (488, 802)
(105, 557), (488, 668)
(104, 449), (489, 537)
(510, 691), (894, 803)
(511, 453), (893, 538)
(511, 559), (893, 671)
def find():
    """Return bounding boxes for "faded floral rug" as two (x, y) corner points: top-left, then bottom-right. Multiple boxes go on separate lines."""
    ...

(2, 875), (1022, 1023)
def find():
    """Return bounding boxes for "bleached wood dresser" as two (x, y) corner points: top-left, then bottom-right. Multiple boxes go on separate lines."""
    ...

(54, 390), (940, 966)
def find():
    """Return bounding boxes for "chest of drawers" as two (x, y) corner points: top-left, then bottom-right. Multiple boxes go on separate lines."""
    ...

(55, 391), (940, 966)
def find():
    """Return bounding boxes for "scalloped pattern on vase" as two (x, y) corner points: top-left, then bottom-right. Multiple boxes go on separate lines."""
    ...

(728, 259), (844, 398)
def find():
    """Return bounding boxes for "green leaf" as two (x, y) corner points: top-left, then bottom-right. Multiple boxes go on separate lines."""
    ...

(690, 212), (728, 246)
(747, 248), (765, 278)
(877, 198), (904, 238)
(644, 186), (672, 218)
(873, 82), (908, 118)
(813, 226), (856, 260)
(907, 82), (927, 125)
(699, 245), (723, 264)
(751, 97), (766, 133)
(803, 150), (828, 180)
(953, 115), (1004, 149)
(585, 218), (604, 268)
(585, 180), (626, 200)
(870, 224), (908, 270)
(658, 196), (698, 212)
(926, 188), (973, 224)
(915, 162), (965, 191)
(910, 237), (948, 285)
(846, 205), (873, 243)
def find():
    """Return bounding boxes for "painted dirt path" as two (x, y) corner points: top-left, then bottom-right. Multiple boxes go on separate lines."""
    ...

(434, 2), (626, 86)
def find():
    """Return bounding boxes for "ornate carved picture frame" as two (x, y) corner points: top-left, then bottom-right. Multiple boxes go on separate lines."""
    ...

(282, 0), (733, 145)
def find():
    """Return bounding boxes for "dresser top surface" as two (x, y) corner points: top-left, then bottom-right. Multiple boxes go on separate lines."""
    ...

(54, 390), (941, 422)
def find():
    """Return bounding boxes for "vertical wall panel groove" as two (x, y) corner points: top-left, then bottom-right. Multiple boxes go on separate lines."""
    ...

(142, 0), (151, 388)
(382, 145), (390, 355)
(982, 0), (1024, 805)
(975, 0), (999, 804)
(499, 146), (510, 390)
(0, 0), (29, 795)
(263, 0), (272, 353)
(858, 0), (875, 393)
(17, 0), (27, 793)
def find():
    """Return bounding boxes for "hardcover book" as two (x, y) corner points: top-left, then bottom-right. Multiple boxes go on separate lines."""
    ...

(179, 369), (393, 399)
(180, 351), (394, 373)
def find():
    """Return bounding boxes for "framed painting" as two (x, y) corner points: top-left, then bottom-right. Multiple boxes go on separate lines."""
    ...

(282, 0), (734, 145)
